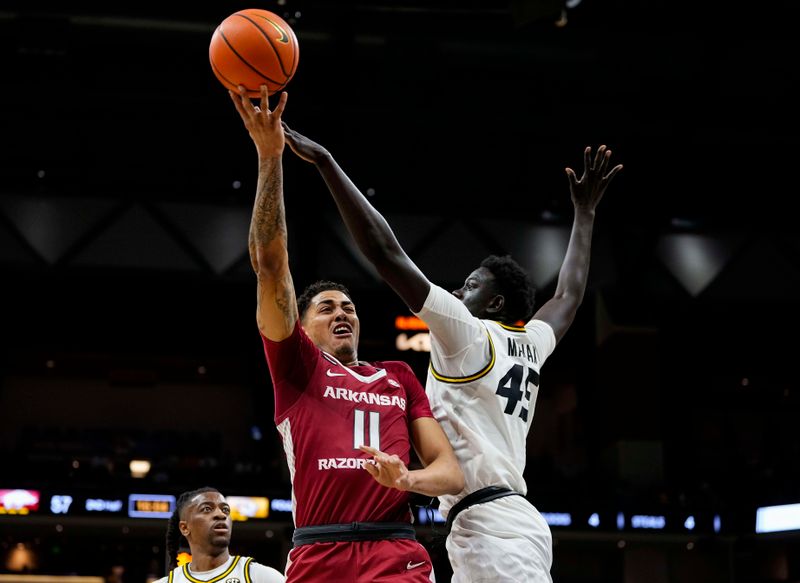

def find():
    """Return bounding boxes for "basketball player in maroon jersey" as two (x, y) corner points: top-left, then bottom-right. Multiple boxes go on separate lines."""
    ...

(229, 85), (463, 582)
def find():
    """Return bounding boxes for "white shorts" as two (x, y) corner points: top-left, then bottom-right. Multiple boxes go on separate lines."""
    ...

(446, 495), (553, 583)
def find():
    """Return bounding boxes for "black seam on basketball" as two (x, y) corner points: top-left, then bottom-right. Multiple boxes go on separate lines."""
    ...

(251, 14), (298, 76)
(211, 54), (273, 95)
(213, 65), (276, 95)
(234, 13), (296, 78)
(210, 56), (242, 91)
(218, 28), (282, 85)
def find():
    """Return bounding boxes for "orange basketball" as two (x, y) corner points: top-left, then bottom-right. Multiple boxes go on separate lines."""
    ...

(209, 9), (299, 97)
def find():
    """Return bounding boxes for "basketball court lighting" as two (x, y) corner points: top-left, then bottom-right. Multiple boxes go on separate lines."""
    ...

(756, 503), (800, 533)
(129, 459), (151, 479)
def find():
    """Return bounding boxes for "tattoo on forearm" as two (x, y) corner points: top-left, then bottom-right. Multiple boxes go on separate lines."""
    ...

(249, 158), (298, 331)
(250, 160), (286, 248)
(255, 273), (297, 328)
(276, 273), (297, 323)
(248, 161), (286, 271)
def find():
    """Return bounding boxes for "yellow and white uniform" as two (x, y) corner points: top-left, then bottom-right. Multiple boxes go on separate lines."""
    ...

(153, 555), (284, 583)
(415, 284), (557, 583)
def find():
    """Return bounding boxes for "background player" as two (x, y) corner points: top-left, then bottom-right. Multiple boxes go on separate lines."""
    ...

(155, 487), (284, 583)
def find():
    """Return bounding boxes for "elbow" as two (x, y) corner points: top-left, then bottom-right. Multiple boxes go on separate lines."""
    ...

(417, 455), (464, 496)
(552, 289), (585, 313)
(251, 242), (289, 278)
(444, 483), (464, 496)
(359, 236), (390, 262)
(361, 237), (403, 269)
(451, 470), (466, 494)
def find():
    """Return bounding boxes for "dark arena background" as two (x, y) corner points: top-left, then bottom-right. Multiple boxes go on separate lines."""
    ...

(1, 1), (799, 582)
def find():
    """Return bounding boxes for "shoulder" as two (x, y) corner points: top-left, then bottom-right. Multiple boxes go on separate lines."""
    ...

(417, 283), (461, 313)
(374, 361), (425, 388)
(415, 285), (484, 345)
(151, 577), (169, 583)
(370, 360), (427, 397)
(525, 319), (556, 344)
(263, 322), (322, 378)
(374, 360), (415, 375)
(425, 282), (453, 303)
(245, 559), (285, 583)
(486, 319), (522, 335)
(264, 320), (315, 350)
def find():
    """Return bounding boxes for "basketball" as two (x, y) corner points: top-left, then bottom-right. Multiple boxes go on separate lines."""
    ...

(209, 9), (299, 97)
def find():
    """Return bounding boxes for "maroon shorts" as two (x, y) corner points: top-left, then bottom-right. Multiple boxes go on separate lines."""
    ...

(286, 538), (434, 582)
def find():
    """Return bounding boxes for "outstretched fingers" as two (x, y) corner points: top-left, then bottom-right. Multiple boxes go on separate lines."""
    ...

(597, 146), (611, 175)
(230, 85), (288, 122)
(360, 445), (402, 469)
(583, 146), (592, 177)
(592, 145), (607, 172)
(272, 91), (288, 119)
(228, 87), (251, 121)
(603, 162), (624, 183)
(258, 85), (287, 117)
(259, 85), (269, 113)
(565, 166), (578, 187)
(359, 445), (387, 463)
(595, 144), (623, 183)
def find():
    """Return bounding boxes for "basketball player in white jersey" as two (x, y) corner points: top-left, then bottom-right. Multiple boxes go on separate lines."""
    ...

(281, 125), (622, 582)
(154, 487), (285, 583)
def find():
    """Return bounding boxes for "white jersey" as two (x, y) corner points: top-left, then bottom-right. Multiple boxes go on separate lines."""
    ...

(415, 284), (556, 517)
(153, 555), (284, 583)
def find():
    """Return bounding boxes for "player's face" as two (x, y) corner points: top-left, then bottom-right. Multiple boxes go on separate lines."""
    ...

(452, 267), (499, 317)
(180, 492), (232, 553)
(302, 290), (361, 365)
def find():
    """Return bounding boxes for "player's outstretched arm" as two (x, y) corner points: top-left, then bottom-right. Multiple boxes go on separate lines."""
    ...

(360, 417), (464, 497)
(532, 145), (622, 343)
(282, 122), (431, 313)
(230, 85), (299, 341)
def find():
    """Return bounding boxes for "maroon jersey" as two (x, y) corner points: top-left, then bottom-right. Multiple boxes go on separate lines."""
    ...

(262, 322), (433, 528)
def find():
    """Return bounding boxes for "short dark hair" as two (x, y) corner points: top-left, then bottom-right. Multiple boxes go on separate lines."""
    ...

(297, 280), (352, 320)
(165, 486), (220, 573)
(480, 255), (535, 324)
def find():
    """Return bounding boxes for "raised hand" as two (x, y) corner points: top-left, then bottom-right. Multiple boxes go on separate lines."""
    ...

(565, 145), (623, 211)
(359, 445), (414, 491)
(229, 84), (287, 158)
(282, 122), (330, 165)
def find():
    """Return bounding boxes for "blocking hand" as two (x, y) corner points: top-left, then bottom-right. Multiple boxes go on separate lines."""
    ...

(565, 145), (623, 212)
(282, 122), (330, 165)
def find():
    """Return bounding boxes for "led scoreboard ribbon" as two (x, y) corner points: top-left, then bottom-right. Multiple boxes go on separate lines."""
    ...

(128, 494), (176, 518)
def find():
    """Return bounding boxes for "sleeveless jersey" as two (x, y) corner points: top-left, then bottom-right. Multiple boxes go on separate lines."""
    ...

(415, 284), (557, 516)
(262, 322), (433, 527)
(157, 555), (284, 583)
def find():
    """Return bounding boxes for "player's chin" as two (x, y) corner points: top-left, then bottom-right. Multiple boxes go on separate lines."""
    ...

(330, 338), (356, 358)
(210, 532), (232, 547)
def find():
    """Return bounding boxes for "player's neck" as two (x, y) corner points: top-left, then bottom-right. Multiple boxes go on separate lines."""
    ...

(190, 551), (231, 573)
(336, 350), (359, 366)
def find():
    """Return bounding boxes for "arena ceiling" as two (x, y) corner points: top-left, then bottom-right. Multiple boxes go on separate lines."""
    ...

(1, 0), (798, 366)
